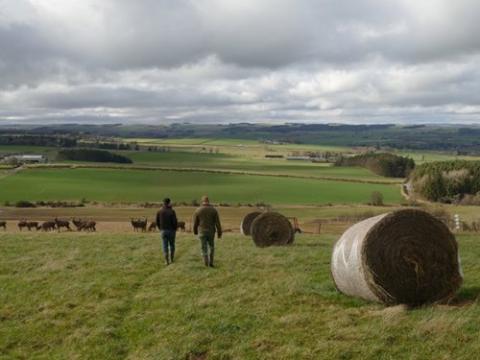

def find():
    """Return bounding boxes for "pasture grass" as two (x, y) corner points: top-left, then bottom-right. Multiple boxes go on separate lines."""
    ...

(1, 232), (479, 359)
(0, 168), (403, 205)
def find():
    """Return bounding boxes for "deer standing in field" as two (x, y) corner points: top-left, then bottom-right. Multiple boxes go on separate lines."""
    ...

(40, 221), (56, 232)
(177, 221), (186, 232)
(72, 218), (96, 232)
(148, 222), (157, 232)
(54, 218), (71, 232)
(26, 221), (39, 231)
(131, 218), (148, 232)
(18, 220), (28, 231)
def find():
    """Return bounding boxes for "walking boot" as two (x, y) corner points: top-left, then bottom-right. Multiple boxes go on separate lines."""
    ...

(170, 251), (175, 264)
(208, 253), (214, 268)
(203, 255), (209, 267)
(164, 254), (170, 266)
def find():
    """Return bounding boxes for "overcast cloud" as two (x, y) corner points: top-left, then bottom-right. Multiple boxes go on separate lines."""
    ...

(1, 0), (480, 125)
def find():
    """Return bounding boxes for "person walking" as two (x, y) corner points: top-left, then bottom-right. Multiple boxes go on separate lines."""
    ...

(193, 195), (222, 267)
(156, 198), (178, 266)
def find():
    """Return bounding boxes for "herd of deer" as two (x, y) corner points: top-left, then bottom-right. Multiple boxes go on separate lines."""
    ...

(0, 218), (186, 232)
(130, 217), (186, 232)
(0, 218), (98, 232)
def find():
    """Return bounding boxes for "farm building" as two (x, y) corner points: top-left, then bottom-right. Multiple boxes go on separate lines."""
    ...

(2, 154), (47, 164)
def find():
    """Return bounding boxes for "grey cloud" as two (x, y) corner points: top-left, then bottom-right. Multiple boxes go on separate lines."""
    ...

(1, 0), (480, 124)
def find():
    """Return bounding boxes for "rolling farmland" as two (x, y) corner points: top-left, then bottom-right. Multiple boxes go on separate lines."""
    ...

(0, 168), (402, 205)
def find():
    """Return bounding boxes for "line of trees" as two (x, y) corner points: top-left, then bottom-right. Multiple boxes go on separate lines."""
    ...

(335, 152), (415, 178)
(57, 149), (133, 163)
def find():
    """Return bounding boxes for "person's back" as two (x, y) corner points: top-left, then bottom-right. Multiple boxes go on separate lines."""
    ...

(156, 205), (177, 231)
(193, 204), (221, 235)
(156, 198), (178, 265)
(193, 196), (222, 267)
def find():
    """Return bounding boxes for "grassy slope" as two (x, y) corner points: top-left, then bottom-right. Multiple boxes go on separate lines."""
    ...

(1, 233), (479, 359)
(0, 168), (402, 205)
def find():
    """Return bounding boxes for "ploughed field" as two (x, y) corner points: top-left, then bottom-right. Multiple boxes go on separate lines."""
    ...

(1, 232), (480, 359)
(0, 168), (402, 205)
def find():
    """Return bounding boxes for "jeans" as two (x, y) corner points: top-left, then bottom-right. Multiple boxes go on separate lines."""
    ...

(199, 232), (215, 257)
(161, 230), (176, 255)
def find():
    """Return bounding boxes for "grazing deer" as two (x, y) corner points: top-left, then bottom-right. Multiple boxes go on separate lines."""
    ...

(18, 220), (28, 231)
(177, 221), (186, 232)
(72, 218), (85, 231)
(82, 220), (96, 232)
(72, 218), (96, 232)
(0, 221), (6, 230)
(41, 221), (56, 232)
(148, 222), (157, 232)
(26, 221), (39, 231)
(54, 218), (71, 232)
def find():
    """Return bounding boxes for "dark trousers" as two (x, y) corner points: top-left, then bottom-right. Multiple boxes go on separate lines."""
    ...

(161, 230), (176, 255)
(199, 232), (215, 257)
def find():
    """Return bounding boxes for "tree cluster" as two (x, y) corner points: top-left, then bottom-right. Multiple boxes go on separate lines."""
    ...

(57, 149), (133, 163)
(410, 160), (480, 202)
(335, 152), (415, 178)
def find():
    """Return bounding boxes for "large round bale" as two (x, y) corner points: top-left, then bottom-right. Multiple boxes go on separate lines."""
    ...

(240, 211), (262, 236)
(251, 212), (294, 247)
(331, 209), (462, 306)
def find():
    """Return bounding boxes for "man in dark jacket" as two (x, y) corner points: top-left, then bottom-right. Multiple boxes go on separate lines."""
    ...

(193, 195), (222, 267)
(156, 198), (178, 265)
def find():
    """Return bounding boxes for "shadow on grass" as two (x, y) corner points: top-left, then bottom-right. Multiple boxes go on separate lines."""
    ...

(293, 242), (329, 248)
(448, 286), (480, 306)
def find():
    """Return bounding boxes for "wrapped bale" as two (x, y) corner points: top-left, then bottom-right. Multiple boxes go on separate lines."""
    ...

(251, 212), (294, 247)
(240, 211), (262, 236)
(331, 209), (462, 306)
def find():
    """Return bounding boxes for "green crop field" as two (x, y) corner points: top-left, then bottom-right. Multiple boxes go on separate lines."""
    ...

(0, 168), (402, 205)
(122, 151), (396, 182)
(1, 232), (479, 359)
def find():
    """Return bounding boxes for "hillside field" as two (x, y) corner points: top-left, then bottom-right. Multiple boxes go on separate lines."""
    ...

(1, 232), (480, 359)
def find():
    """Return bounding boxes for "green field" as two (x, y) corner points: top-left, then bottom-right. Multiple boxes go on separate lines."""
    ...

(122, 151), (395, 182)
(1, 232), (479, 359)
(0, 168), (402, 205)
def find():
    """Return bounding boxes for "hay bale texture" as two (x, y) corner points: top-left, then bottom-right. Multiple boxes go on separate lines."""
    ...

(331, 209), (462, 306)
(240, 211), (262, 236)
(251, 212), (294, 247)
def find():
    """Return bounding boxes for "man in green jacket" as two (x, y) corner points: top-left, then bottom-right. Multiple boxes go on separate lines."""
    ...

(193, 195), (222, 267)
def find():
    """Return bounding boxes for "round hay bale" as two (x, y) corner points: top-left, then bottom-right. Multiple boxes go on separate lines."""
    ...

(251, 212), (294, 247)
(331, 209), (462, 306)
(240, 211), (262, 236)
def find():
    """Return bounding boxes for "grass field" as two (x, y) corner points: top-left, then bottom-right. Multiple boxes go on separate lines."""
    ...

(122, 151), (396, 182)
(0, 168), (402, 205)
(1, 232), (479, 359)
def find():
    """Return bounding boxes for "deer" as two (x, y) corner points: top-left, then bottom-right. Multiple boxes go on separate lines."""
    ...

(18, 220), (28, 231)
(40, 221), (56, 232)
(131, 217), (148, 232)
(148, 222), (157, 232)
(177, 221), (186, 232)
(26, 221), (39, 231)
(54, 218), (71, 232)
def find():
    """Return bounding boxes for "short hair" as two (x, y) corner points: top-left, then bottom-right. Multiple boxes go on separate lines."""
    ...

(163, 197), (171, 205)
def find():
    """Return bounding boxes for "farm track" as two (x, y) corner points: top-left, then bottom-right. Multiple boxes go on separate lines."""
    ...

(23, 163), (402, 185)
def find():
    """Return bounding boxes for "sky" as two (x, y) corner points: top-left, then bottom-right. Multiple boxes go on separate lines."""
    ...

(1, 0), (480, 125)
